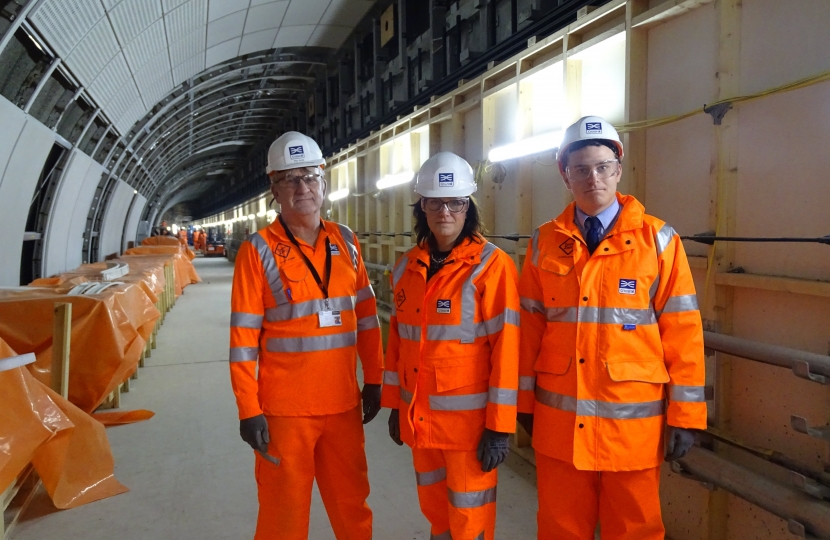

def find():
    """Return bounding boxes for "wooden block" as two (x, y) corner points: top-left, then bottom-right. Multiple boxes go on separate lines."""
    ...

(577, 5), (598, 19)
(527, 36), (537, 48)
(131, 368), (138, 380)
(122, 377), (130, 393)
(2, 466), (41, 540)
(51, 303), (71, 399)
(380, 4), (395, 47)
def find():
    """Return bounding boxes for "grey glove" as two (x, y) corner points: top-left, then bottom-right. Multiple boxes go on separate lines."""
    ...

(362, 383), (382, 424)
(517, 413), (534, 436)
(477, 429), (510, 472)
(387, 408), (404, 446)
(240, 414), (269, 453)
(665, 427), (696, 461)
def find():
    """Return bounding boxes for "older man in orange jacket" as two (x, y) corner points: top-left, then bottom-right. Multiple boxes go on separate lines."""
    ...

(518, 116), (706, 539)
(229, 131), (383, 539)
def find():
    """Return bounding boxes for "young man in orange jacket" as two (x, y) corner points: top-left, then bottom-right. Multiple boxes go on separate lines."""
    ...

(229, 131), (384, 539)
(518, 116), (707, 539)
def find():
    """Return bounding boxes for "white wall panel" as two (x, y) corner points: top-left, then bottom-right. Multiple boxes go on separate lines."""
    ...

(98, 179), (136, 260)
(123, 193), (148, 251)
(43, 150), (104, 277)
(0, 100), (55, 286)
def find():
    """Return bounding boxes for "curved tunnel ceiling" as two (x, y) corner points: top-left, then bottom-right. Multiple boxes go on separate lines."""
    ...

(26, 0), (375, 213)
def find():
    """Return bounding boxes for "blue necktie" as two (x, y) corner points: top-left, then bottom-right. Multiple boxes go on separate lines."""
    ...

(585, 216), (601, 254)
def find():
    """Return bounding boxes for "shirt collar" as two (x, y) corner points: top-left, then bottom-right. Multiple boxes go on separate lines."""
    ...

(575, 197), (621, 230)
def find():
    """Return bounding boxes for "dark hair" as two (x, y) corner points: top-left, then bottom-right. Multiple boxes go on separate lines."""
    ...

(560, 140), (621, 167)
(412, 196), (485, 251)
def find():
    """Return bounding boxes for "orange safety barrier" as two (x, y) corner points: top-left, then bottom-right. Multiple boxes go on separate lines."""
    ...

(0, 284), (159, 413)
(0, 339), (128, 510)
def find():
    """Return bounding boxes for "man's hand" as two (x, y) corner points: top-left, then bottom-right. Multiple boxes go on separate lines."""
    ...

(362, 384), (381, 424)
(477, 429), (510, 472)
(387, 409), (404, 446)
(517, 413), (534, 436)
(665, 427), (696, 461)
(240, 414), (270, 453)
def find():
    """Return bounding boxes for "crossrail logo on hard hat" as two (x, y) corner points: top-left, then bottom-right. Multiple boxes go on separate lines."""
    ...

(585, 122), (602, 134)
(288, 145), (305, 160)
(438, 172), (454, 187)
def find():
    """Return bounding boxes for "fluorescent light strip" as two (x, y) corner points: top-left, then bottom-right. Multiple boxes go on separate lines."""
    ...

(488, 131), (564, 163)
(376, 171), (415, 190)
(328, 188), (350, 202)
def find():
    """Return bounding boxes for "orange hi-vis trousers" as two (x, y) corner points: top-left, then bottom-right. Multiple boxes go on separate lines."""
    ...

(536, 453), (664, 540)
(412, 448), (497, 540)
(254, 406), (372, 540)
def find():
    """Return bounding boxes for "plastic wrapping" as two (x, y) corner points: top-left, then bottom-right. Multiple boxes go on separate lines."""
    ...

(29, 261), (162, 304)
(0, 282), (159, 412)
(0, 341), (128, 509)
(91, 410), (155, 426)
(141, 236), (180, 246)
(122, 247), (201, 296)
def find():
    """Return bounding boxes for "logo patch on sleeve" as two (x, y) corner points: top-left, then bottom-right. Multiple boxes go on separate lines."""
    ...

(585, 122), (602, 134)
(329, 243), (340, 255)
(436, 299), (451, 314)
(618, 279), (636, 295)
(288, 145), (305, 159)
(438, 173), (454, 187)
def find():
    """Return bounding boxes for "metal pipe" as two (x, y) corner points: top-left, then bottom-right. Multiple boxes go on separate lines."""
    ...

(704, 331), (830, 379)
(364, 262), (392, 273)
(677, 447), (830, 538)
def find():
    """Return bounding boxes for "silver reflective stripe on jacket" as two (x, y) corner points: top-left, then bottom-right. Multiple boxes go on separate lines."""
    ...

(448, 486), (497, 508)
(519, 376), (536, 391)
(356, 285), (375, 303)
(535, 387), (665, 419)
(545, 306), (657, 325)
(266, 331), (357, 353)
(520, 296), (545, 315)
(457, 242), (498, 343)
(489, 387), (518, 406)
(383, 371), (400, 385)
(401, 388), (413, 404)
(266, 295), (356, 322)
(429, 393), (488, 411)
(655, 223), (676, 256)
(669, 385), (706, 402)
(391, 252), (410, 289)
(398, 323), (421, 341)
(231, 312), (263, 328)
(337, 223), (359, 270)
(658, 295), (699, 319)
(416, 467), (447, 486)
(357, 315), (380, 331)
(249, 232), (290, 308)
(530, 228), (541, 266)
(230, 347), (258, 362)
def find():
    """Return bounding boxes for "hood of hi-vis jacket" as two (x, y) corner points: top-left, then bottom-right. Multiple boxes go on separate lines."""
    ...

(518, 194), (706, 471)
(229, 218), (383, 419)
(381, 237), (520, 450)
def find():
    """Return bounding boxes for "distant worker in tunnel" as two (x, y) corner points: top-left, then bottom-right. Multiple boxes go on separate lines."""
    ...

(517, 116), (707, 539)
(382, 152), (520, 540)
(229, 131), (383, 539)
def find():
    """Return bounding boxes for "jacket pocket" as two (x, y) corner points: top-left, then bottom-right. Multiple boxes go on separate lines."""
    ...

(606, 360), (670, 383)
(540, 255), (574, 276)
(534, 353), (572, 375)
(434, 357), (490, 392)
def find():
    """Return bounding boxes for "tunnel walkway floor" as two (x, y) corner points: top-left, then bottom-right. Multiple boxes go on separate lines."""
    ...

(12, 257), (538, 540)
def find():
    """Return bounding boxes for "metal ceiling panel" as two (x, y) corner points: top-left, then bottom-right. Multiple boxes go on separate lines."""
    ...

(307, 24), (351, 49)
(107, 79), (142, 132)
(138, 70), (175, 109)
(172, 53), (206, 82)
(243, 1), (287, 34)
(88, 51), (132, 106)
(282, 0), (330, 26)
(320, 0), (373, 27)
(162, 0), (191, 14)
(251, 0), (280, 6)
(30, 0), (105, 58)
(169, 27), (205, 66)
(165, 0), (208, 37)
(66, 17), (121, 86)
(108, 0), (163, 45)
(207, 10), (246, 48)
(208, 0), (247, 23)
(115, 98), (146, 135)
(239, 28), (278, 55)
(205, 37), (241, 67)
(123, 18), (167, 71)
(272, 25), (314, 48)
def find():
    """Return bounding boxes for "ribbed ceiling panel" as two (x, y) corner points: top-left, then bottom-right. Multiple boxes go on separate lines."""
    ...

(88, 51), (132, 106)
(30, 0), (105, 57)
(165, 0), (208, 37)
(172, 53), (205, 82)
(65, 17), (121, 86)
(123, 18), (168, 71)
(108, 0), (163, 45)
(108, 79), (142, 133)
(169, 27), (205, 66)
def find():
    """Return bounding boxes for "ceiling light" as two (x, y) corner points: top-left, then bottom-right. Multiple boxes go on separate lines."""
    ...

(488, 131), (564, 163)
(376, 171), (414, 190)
(328, 188), (349, 202)
(248, 214), (255, 220)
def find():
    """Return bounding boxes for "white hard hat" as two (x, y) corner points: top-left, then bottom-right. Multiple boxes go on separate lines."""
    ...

(266, 131), (326, 173)
(557, 116), (624, 172)
(414, 152), (476, 198)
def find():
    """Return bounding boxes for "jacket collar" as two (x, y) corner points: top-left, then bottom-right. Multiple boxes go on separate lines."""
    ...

(268, 215), (331, 245)
(553, 193), (644, 239)
(406, 234), (488, 268)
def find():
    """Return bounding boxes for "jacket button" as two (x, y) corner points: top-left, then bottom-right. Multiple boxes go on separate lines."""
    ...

(604, 247), (609, 251)
(578, 423), (584, 428)
(419, 417), (424, 421)
(413, 367), (418, 373)
(582, 296), (588, 301)
(416, 308), (420, 313)
(579, 358), (585, 364)
(626, 240), (631, 245)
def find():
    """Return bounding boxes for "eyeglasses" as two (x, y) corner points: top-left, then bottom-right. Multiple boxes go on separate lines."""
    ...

(565, 160), (620, 182)
(421, 198), (470, 214)
(274, 173), (322, 189)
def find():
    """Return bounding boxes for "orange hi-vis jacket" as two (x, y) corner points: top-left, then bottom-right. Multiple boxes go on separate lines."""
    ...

(381, 237), (520, 450)
(519, 194), (706, 471)
(229, 218), (384, 420)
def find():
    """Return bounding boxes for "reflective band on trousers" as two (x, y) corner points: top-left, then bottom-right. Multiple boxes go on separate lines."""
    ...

(519, 376), (536, 390)
(429, 393), (488, 411)
(266, 331), (356, 353)
(545, 306), (657, 325)
(266, 295), (355, 322)
(230, 347), (258, 362)
(655, 223), (676, 256)
(383, 371), (400, 385)
(489, 387), (518, 406)
(448, 486), (497, 508)
(357, 315), (380, 331)
(670, 385), (706, 402)
(658, 294), (699, 318)
(416, 467), (447, 486)
(231, 312), (263, 328)
(535, 387), (665, 419)
(401, 388), (413, 404)
(431, 532), (452, 540)
(249, 233), (290, 308)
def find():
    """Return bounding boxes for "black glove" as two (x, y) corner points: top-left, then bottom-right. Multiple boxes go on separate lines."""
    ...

(387, 409), (403, 446)
(517, 413), (534, 436)
(477, 429), (510, 472)
(362, 384), (381, 424)
(240, 414), (270, 453)
(665, 427), (696, 461)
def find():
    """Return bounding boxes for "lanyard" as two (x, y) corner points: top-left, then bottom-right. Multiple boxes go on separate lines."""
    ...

(278, 215), (332, 300)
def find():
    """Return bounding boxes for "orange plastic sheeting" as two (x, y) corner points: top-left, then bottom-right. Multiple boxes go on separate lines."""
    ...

(141, 236), (180, 246)
(122, 246), (201, 295)
(0, 342), (128, 509)
(29, 262), (161, 305)
(92, 409), (155, 426)
(0, 283), (159, 412)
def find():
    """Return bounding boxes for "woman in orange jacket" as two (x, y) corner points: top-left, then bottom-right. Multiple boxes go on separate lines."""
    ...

(381, 152), (520, 540)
